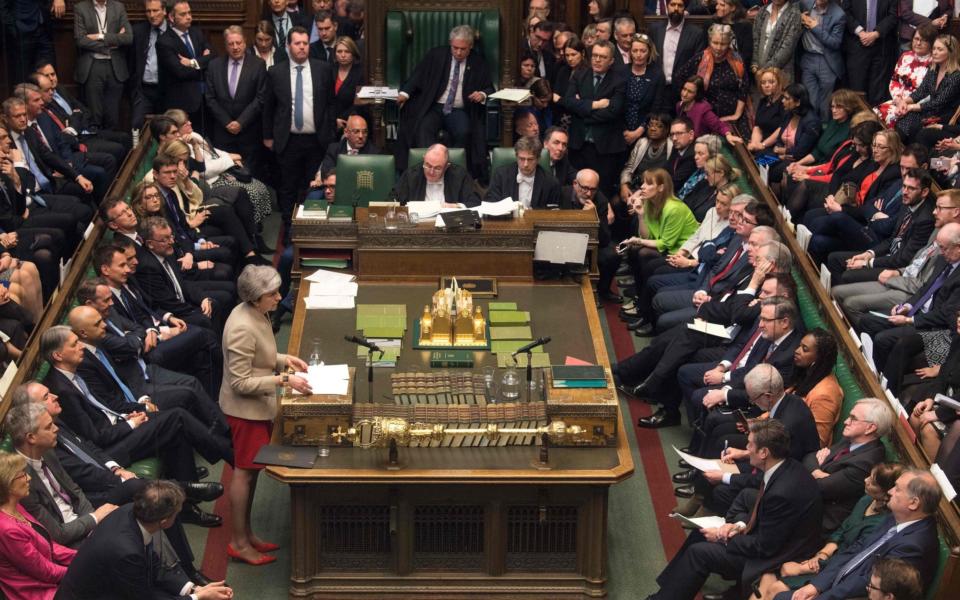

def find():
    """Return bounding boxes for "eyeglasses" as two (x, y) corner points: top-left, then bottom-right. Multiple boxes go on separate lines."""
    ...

(574, 180), (598, 193)
(632, 33), (650, 41)
(422, 163), (446, 173)
(12, 471), (28, 481)
(741, 216), (757, 225)
(669, 130), (691, 137)
(149, 235), (175, 244)
(865, 583), (884, 593)
(934, 204), (959, 211)
(872, 143), (890, 150)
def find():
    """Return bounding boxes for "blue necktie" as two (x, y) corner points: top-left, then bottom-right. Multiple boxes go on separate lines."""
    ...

(19, 135), (51, 192)
(294, 65), (304, 130)
(94, 348), (139, 405)
(59, 433), (108, 470)
(866, 0), (877, 31)
(106, 319), (151, 382)
(181, 32), (195, 58)
(53, 91), (71, 115)
(73, 374), (126, 418)
(834, 525), (899, 584)
(908, 263), (953, 316)
(443, 61), (462, 115)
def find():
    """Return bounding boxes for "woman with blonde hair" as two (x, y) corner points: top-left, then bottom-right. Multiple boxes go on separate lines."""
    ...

(623, 34), (665, 146)
(895, 34), (960, 141)
(620, 168), (700, 291)
(781, 89), (868, 172)
(684, 154), (740, 222)
(332, 36), (367, 131)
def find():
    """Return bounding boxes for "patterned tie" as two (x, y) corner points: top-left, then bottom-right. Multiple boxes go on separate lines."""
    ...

(294, 65), (304, 130)
(866, 0), (877, 32)
(908, 263), (953, 316)
(593, 73), (602, 92)
(29, 123), (50, 151)
(19, 136), (51, 192)
(40, 460), (73, 504)
(161, 259), (186, 302)
(229, 60), (240, 98)
(443, 61), (462, 115)
(828, 446), (851, 464)
(709, 246), (744, 288)
(94, 348), (138, 405)
(732, 327), (762, 368)
(834, 525), (899, 585)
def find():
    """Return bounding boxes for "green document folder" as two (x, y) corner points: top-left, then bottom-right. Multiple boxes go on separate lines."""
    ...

(488, 310), (530, 325)
(488, 302), (518, 311)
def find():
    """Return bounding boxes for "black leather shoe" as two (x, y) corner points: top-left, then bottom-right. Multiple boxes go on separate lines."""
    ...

(183, 481), (224, 502)
(180, 504), (223, 527)
(633, 323), (654, 336)
(195, 466), (209, 480)
(672, 469), (696, 484)
(189, 569), (213, 587)
(678, 459), (691, 469)
(627, 317), (649, 330)
(638, 409), (680, 428)
(674, 484), (696, 498)
(702, 588), (738, 600)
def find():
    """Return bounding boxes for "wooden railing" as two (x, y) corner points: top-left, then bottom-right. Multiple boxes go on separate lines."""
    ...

(730, 141), (960, 599)
(0, 130), (154, 422)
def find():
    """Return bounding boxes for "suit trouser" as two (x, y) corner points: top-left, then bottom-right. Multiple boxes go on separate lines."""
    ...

(416, 105), (470, 149)
(845, 42), (888, 106)
(82, 59), (125, 131)
(140, 364), (229, 437)
(276, 133), (322, 229)
(30, 194), (94, 255)
(132, 83), (163, 130)
(652, 530), (747, 600)
(800, 52), (839, 121)
(833, 280), (908, 326)
(858, 316), (916, 374)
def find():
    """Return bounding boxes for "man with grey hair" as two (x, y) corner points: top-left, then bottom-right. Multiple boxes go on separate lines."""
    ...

(486, 136), (560, 209)
(779, 469), (941, 600)
(612, 16), (637, 68)
(393, 143), (480, 207)
(395, 24), (495, 179)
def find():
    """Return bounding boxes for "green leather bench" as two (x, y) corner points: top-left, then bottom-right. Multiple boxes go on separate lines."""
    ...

(408, 147), (467, 169)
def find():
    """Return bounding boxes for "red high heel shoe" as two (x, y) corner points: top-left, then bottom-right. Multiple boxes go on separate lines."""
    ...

(251, 540), (280, 553)
(226, 544), (276, 566)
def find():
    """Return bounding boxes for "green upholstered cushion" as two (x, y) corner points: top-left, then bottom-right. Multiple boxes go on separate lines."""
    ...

(0, 433), (12, 453)
(409, 147), (467, 169)
(0, 434), (160, 478)
(385, 10), (500, 89)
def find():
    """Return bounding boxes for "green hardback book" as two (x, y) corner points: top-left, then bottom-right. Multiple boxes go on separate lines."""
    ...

(302, 198), (327, 213)
(362, 326), (405, 339)
(552, 379), (607, 388)
(429, 350), (475, 368)
(551, 366), (606, 380)
(488, 310), (530, 325)
(327, 204), (355, 221)
(488, 301), (518, 311)
(489, 326), (533, 340)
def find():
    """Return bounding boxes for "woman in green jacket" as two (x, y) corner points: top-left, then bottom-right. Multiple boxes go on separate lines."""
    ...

(621, 167), (700, 291)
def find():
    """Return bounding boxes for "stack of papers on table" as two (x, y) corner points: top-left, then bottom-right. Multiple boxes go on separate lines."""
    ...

(294, 364), (351, 395)
(479, 198), (518, 217)
(489, 88), (532, 103)
(357, 86), (399, 99)
(303, 270), (358, 310)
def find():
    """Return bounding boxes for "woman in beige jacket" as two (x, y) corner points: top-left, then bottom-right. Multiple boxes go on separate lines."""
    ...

(220, 265), (311, 565)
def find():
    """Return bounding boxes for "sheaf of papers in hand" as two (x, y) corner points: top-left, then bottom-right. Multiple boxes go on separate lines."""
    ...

(686, 318), (738, 340)
(479, 198), (518, 217)
(672, 446), (739, 474)
(357, 86), (399, 99)
(489, 88), (532, 103)
(669, 513), (727, 530)
(304, 295), (355, 309)
(293, 364), (350, 395)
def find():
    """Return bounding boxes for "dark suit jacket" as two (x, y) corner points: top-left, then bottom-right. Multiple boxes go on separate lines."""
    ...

(101, 310), (149, 365)
(0, 171), (29, 231)
(133, 247), (207, 320)
(803, 438), (886, 531)
(204, 54), (267, 150)
(520, 38), (558, 82)
(724, 457), (823, 585)
(560, 67), (626, 154)
(43, 368), (138, 462)
(261, 58), (335, 154)
(73, 0), (132, 83)
(724, 328), (805, 408)
(396, 45), (494, 174)
(53, 418), (125, 504)
(56, 504), (192, 600)
(393, 163), (481, 207)
(319, 137), (380, 177)
(778, 110), (823, 162)
(648, 19), (706, 88)
(269, 10), (309, 63)
(36, 113), (76, 162)
(20, 450), (97, 548)
(309, 40), (336, 62)
(485, 164), (561, 209)
(869, 197), (935, 270)
(19, 128), (81, 183)
(548, 154), (575, 186)
(559, 186), (612, 247)
(908, 256), (960, 329)
(841, 0), (899, 48)
(128, 21), (165, 104)
(700, 236), (753, 297)
(668, 146), (697, 192)
(157, 25), (214, 113)
(332, 63), (365, 122)
(808, 515), (938, 600)
(76, 347), (143, 412)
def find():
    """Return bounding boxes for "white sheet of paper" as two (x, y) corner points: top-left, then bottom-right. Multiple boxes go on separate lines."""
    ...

(489, 88), (532, 102)
(293, 364), (350, 395)
(356, 86), (399, 99)
(687, 318), (738, 340)
(303, 295), (355, 310)
(819, 263), (831, 291)
(931, 463), (958, 501)
(860, 332), (876, 373)
(309, 280), (359, 297)
(305, 269), (356, 285)
(405, 200), (445, 219)
(479, 198), (519, 217)
(672, 446), (726, 473)
(670, 513), (727, 530)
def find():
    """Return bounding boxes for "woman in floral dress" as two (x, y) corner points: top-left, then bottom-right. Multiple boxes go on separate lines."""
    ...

(874, 23), (936, 128)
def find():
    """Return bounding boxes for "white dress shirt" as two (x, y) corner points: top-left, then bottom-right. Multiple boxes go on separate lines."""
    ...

(19, 451), (81, 524)
(289, 59), (316, 133)
(663, 21), (684, 83)
(517, 171), (535, 208)
(437, 60), (466, 109)
(425, 181), (445, 203)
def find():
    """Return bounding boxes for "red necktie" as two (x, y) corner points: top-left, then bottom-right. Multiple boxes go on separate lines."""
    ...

(29, 122), (51, 151)
(828, 447), (851, 464)
(732, 327), (761, 368)
(709, 246), (743, 289)
(44, 109), (87, 152)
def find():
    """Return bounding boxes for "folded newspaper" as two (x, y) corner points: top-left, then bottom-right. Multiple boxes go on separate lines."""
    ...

(686, 318), (739, 340)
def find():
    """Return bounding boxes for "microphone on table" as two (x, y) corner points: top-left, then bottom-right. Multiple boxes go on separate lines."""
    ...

(511, 336), (551, 357)
(344, 335), (381, 352)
